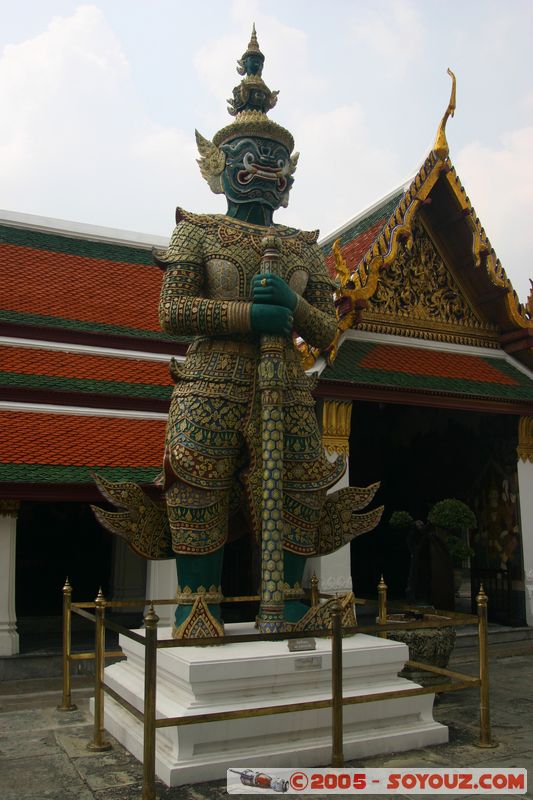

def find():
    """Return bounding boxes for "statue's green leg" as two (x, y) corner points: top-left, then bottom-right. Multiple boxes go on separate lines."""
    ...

(174, 548), (224, 629)
(283, 549), (309, 623)
(166, 476), (229, 636)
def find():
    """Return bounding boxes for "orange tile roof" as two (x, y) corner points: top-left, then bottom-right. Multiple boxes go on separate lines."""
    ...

(324, 219), (386, 279)
(0, 410), (165, 468)
(0, 242), (162, 332)
(0, 345), (172, 387)
(322, 340), (533, 404)
(359, 344), (519, 385)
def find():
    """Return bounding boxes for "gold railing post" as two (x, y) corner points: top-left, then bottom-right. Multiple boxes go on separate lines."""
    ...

(88, 588), (112, 752)
(476, 584), (497, 748)
(57, 578), (77, 711)
(331, 598), (344, 767)
(378, 575), (388, 638)
(310, 573), (320, 608)
(142, 604), (159, 800)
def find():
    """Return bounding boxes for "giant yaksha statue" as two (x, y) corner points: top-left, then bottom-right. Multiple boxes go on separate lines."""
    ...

(93, 27), (382, 638)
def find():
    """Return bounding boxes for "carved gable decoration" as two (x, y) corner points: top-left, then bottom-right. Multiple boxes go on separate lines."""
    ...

(358, 221), (499, 347)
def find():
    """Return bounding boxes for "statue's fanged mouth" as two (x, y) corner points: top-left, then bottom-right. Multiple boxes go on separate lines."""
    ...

(237, 152), (288, 191)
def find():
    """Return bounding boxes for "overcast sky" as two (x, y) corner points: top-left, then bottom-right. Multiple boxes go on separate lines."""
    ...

(1, 0), (532, 299)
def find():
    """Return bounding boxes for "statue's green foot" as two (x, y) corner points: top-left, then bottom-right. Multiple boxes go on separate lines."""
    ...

(283, 599), (310, 623)
(174, 602), (222, 627)
(172, 596), (224, 639)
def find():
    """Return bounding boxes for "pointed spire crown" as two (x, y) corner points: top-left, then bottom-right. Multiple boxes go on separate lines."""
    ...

(227, 25), (279, 117)
(237, 24), (263, 75)
(213, 25), (294, 153)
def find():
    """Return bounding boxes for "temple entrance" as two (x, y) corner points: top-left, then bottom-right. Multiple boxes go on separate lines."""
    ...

(349, 402), (525, 624)
(15, 501), (114, 648)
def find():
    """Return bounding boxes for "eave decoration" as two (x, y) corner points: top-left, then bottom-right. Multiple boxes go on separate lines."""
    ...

(299, 70), (533, 369)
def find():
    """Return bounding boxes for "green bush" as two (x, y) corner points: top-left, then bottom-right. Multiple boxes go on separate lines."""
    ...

(389, 510), (415, 529)
(445, 535), (474, 563)
(427, 499), (476, 532)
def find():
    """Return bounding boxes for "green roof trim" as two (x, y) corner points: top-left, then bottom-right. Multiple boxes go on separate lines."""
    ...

(0, 463), (160, 484)
(0, 223), (155, 266)
(322, 340), (533, 401)
(321, 190), (405, 258)
(0, 308), (191, 343)
(0, 371), (173, 400)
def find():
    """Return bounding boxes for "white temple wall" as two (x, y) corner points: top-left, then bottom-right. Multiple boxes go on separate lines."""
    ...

(0, 502), (20, 655)
(517, 457), (533, 625)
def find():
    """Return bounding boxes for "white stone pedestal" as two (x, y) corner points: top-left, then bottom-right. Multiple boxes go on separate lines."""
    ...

(97, 624), (447, 786)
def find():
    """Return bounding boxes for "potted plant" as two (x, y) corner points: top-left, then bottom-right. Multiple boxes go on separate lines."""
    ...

(386, 499), (476, 683)
(389, 498), (476, 606)
(427, 499), (476, 595)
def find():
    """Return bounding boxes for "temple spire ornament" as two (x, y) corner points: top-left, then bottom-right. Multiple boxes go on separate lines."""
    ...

(433, 68), (457, 159)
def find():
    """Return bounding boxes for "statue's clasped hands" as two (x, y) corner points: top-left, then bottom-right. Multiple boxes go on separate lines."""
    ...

(250, 272), (297, 336)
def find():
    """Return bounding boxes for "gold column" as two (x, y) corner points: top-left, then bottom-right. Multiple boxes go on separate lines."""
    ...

(322, 400), (352, 456)
(476, 584), (497, 748)
(143, 604), (159, 800)
(310, 573), (320, 607)
(57, 578), (77, 711)
(517, 417), (533, 462)
(88, 588), (112, 752)
(330, 599), (344, 767)
(377, 575), (388, 639)
(0, 500), (20, 517)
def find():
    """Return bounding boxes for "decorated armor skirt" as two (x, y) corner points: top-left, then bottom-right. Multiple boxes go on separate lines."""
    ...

(163, 337), (345, 556)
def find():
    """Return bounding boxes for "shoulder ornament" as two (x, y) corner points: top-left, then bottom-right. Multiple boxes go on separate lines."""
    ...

(175, 207), (220, 228)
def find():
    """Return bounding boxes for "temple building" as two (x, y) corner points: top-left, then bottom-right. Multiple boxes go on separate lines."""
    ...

(1, 95), (533, 656)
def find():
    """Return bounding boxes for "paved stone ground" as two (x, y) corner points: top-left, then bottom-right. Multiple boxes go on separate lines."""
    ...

(0, 643), (531, 800)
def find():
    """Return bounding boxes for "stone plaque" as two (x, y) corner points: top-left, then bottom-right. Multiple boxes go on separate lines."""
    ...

(288, 637), (316, 652)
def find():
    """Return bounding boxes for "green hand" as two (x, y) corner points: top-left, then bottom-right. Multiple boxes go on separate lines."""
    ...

(251, 303), (293, 336)
(252, 273), (297, 310)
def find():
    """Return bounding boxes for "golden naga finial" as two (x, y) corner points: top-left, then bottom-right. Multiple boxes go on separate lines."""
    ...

(526, 279), (533, 319)
(433, 68), (456, 159)
(332, 239), (362, 295)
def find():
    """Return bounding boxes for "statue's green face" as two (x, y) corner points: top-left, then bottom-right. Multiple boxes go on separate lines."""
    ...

(244, 53), (264, 76)
(221, 136), (293, 212)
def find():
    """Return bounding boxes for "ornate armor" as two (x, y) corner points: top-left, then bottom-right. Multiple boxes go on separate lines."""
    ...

(155, 208), (342, 558)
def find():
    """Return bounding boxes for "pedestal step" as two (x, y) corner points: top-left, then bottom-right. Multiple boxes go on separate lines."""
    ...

(95, 624), (448, 786)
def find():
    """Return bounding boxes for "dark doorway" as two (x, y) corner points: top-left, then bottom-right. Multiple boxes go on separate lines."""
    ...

(348, 401), (523, 623)
(16, 501), (113, 617)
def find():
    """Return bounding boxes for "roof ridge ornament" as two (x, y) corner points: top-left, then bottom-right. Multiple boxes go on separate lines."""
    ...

(433, 68), (457, 159)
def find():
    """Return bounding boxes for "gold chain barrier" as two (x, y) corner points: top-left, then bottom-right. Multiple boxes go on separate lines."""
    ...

(59, 578), (496, 799)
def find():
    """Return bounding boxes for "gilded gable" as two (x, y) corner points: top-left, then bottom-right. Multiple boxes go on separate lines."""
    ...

(358, 221), (499, 348)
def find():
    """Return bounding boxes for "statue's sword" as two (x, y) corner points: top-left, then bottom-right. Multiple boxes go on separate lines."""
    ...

(257, 232), (286, 633)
